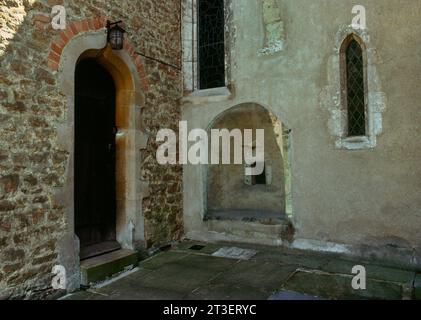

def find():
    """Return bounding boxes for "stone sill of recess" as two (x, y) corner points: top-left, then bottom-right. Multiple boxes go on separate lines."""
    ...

(182, 86), (233, 105)
(205, 210), (289, 225)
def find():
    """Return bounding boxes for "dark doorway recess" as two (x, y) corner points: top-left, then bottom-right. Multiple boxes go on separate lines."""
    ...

(75, 58), (119, 260)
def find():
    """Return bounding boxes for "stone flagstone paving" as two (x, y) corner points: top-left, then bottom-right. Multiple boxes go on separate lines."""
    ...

(65, 241), (421, 300)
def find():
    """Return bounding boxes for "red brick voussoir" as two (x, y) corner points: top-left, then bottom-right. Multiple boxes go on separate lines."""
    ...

(46, 16), (149, 91)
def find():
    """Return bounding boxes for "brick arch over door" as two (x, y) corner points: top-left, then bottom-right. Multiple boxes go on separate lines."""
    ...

(51, 26), (150, 292)
(47, 16), (149, 91)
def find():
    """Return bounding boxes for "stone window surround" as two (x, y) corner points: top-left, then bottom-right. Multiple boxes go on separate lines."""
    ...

(341, 33), (368, 137)
(182, 0), (233, 99)
(52, 28), (149, 291)
(321, 26), (387, 150)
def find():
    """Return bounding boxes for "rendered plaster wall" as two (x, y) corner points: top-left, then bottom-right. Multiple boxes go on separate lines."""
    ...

(182, 0), (421, 266)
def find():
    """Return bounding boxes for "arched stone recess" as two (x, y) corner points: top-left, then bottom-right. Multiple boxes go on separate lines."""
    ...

(320, 25), (387, 150)
(186, 102), (294, 245)
(51, 27), (149, 292)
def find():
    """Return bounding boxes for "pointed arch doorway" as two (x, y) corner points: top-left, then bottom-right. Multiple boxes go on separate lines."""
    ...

(55, 31), (148, 290)
(75, 58), (120, 259)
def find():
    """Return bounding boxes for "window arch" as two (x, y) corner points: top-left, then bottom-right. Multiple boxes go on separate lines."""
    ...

(341, 34), (367, 137)
(322, 26), (386, 150)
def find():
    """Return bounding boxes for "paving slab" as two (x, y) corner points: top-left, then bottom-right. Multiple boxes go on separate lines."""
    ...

(186, 283), (273, 300)
(169, 253), (239, 273)
(212, 247), (258, 260)
(139, 251), (190, 271)
(320, 259), (415, 285)
(253, 250), (330, 269)
(174, 241), (224, 255)
(94, 281), (186, 300)
(269, 290), (322, 300)
(210, 260), (296, 291)
(283, 270), (403, 300)
(133, 255), (238, 294)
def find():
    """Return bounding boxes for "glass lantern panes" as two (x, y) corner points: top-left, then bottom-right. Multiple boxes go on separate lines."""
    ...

(108, 25), (125, 50)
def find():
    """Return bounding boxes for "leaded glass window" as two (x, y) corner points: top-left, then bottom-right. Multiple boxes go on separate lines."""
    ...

(345, 39), (366, 137)
(198, 0), (225, 89)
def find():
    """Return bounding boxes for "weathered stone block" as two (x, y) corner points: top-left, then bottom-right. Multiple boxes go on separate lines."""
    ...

(80, 249), (138, 286)
(3, 248), (25, 262)
(3, 102), (26, 113)
(33, 240), (55, 257)
(35, 67), (56, 85)
(0, 200), (16, 212)
(0, 237), (8, 249)
(32, 254), (58, 266)
(3, 263), (24, 274)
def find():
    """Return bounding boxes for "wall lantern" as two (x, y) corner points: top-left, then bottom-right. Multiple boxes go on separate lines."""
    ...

(107, 20), (126, 50)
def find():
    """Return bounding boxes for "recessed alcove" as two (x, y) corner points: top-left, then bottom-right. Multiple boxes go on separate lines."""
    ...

(205, 103), (292, 224)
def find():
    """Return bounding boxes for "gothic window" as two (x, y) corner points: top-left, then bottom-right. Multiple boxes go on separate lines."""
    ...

(342, 36), (367, 137)
(324, 28), (386, 150)
(198, 0), (225, 89)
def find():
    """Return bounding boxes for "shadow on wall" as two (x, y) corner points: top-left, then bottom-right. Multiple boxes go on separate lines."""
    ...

(205, 103), (292, 221)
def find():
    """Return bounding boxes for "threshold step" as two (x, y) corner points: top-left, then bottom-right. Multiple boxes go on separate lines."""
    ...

(80, 249), (138, 286)
(80, 241), (121, 261)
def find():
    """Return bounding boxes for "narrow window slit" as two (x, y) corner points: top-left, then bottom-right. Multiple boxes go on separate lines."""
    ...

(198, 0), (226, 89)
(345, 39), (366, 137)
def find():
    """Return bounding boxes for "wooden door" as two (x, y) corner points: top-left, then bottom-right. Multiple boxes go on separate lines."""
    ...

(75, 59), (118, 257)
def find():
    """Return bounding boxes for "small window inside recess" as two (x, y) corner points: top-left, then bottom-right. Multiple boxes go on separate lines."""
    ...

(198, 0), (226, 89)
(245, 162), (267, 186)
(253, 163), (266, 185)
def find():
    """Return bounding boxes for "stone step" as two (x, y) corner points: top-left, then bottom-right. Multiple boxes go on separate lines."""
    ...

(80, 249), (138, 286)
(80, 241), (121, 260)
(205, 210), (288, 224)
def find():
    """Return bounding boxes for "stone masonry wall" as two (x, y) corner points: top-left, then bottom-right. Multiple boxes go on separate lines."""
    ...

(0, 0), (182, 299)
